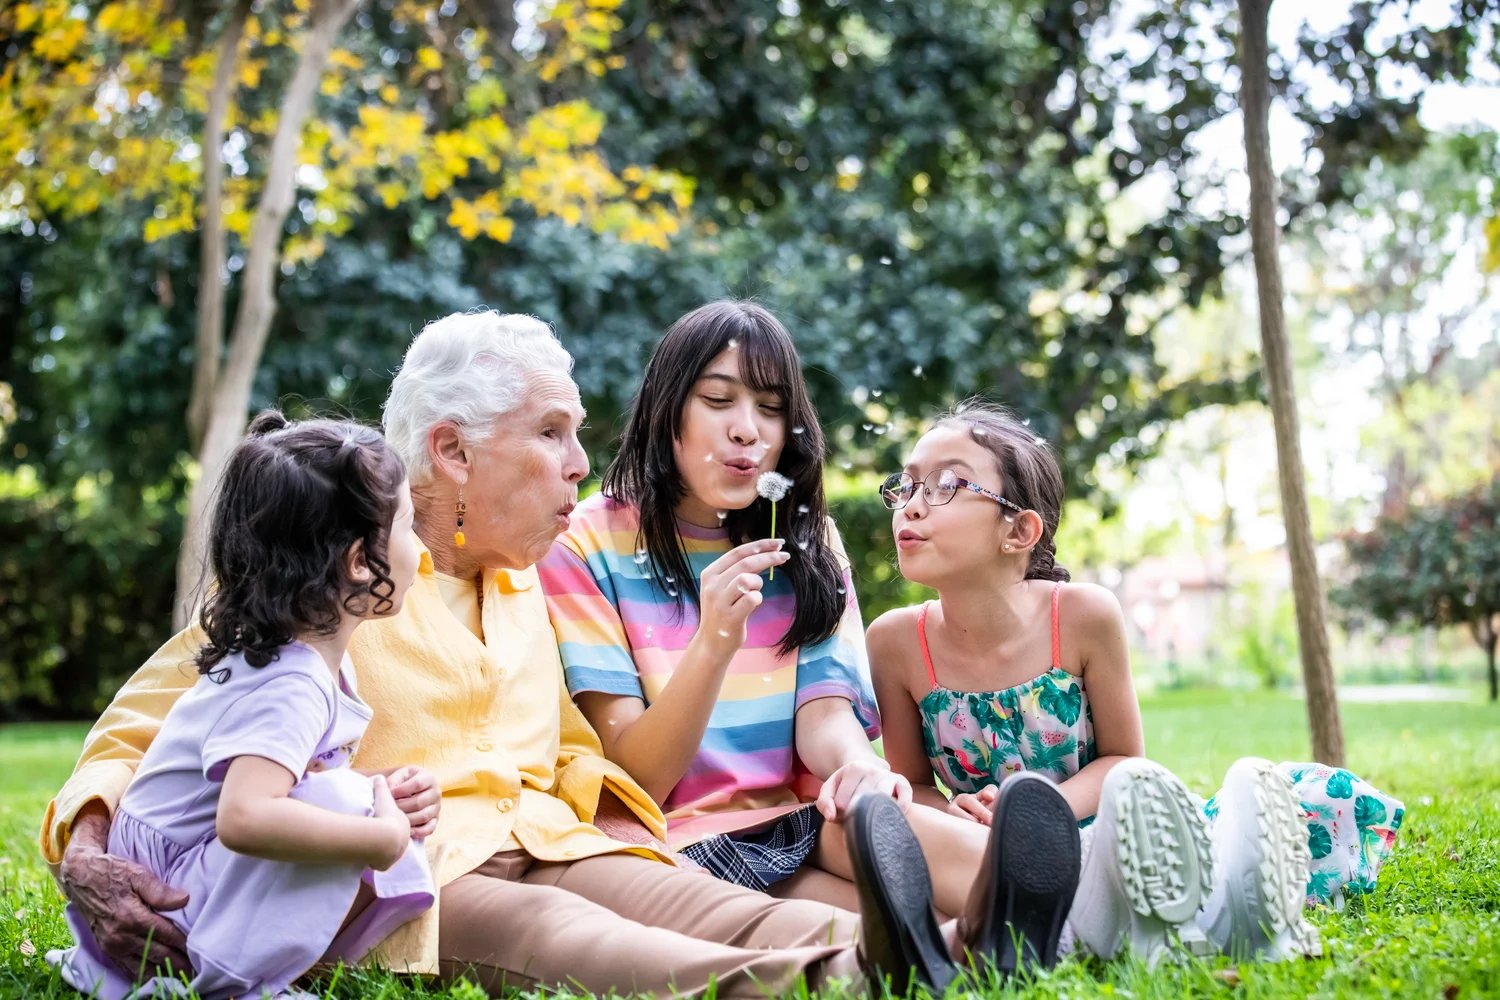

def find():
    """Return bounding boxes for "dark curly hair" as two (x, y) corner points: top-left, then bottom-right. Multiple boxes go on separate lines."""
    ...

(601, 300), (844, 655)
(195, 410), (408, 679)
(936, 400), (1072, 583)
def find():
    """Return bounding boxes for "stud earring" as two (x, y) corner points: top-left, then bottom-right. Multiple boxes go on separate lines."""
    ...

(455, 487), (467, 548)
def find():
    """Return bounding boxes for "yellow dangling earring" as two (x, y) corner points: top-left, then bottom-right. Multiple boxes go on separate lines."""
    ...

(454, 487), (468, 548)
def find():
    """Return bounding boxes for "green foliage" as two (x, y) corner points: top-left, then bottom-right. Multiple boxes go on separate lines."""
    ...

(1233, 587), (1299, 691)
(1335, 481), (1500, 700)
(4, 0), (1499, 715)
(0, 471), (182, 719)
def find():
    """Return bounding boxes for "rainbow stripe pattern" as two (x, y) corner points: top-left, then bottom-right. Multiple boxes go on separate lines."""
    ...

(538, 494), (879, 846)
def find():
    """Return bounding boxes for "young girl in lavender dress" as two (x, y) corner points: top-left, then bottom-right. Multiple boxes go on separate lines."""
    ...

(49, 412), (435, 999)
(869, 402), (1404, 964)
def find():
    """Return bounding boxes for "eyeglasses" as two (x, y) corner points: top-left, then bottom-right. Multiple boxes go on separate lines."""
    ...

(879, 469), (1027, 515)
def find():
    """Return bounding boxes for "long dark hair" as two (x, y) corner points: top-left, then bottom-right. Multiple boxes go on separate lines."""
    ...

(936, 400), (1071, 582)
(195, 410), (408, 678)
(601, 300), (844, 654)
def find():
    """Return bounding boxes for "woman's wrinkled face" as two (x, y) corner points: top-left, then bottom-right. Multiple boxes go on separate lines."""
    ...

(890, 425), (1008, 586)
(459, 370), (590, 569)
(671, 346), (787, 528)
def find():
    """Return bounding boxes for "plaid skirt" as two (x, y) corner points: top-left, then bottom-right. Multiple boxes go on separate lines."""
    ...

(677, 804), (825, 891)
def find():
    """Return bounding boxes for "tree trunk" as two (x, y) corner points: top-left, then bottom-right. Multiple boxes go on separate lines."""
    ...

(1487, 637), (1497, 704)
(1238, 0), (1346, 765)
(1476, 615), (1498, 703)
(174, 0), (362, 628)
(186, 0), (251, 450)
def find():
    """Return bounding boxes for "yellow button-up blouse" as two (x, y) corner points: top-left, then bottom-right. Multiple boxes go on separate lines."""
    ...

(39, 543), (670, 974)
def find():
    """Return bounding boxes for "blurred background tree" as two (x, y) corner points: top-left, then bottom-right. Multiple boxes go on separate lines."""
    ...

(1336, 482), (1500, 702)
(2, 0), (1498, 717)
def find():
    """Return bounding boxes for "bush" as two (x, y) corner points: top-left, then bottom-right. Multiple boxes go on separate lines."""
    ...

(0, 469), (182, 720)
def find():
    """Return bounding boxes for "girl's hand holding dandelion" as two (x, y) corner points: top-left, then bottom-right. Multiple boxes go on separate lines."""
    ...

(693, 538), (789, 653)
(756, 472), (793, 580)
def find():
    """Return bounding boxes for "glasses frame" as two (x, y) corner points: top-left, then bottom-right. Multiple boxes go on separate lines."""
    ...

(879, 470), (1028, 516)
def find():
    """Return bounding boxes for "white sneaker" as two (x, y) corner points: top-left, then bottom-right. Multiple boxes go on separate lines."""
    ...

(1067, 757), (1215, 966)
(1197, 757), (1323, 960)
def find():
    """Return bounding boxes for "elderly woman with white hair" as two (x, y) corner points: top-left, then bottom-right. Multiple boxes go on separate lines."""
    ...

(40, 310), (996, 997)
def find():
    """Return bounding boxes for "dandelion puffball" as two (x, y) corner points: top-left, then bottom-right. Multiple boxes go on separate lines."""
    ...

(756, 472), (793, 502)
(757, 471), (794, 580)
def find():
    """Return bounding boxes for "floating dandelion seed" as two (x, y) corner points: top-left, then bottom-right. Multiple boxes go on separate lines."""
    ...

(913, 364), (924, 376)
(718, 629), (730, 638)
(757, 471), (793, 580)
(645, 626), (654, 639)
(716, 510), (728, 521)
(871, 389), (883, 398)
(792, 426), (806, 435)
(727, 337), (740, 349)
(796, 504), (810, 515)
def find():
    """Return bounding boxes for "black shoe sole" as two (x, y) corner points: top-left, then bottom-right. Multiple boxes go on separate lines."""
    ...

(846, 794), (956, 995)
(973, 772), (1081, 973)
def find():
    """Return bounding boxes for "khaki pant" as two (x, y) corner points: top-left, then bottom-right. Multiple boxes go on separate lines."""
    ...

(437, 851), (864, 997)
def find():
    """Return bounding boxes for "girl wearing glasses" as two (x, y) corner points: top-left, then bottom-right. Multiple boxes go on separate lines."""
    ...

(868, 401), (1404, 963)
(537, 302), (1086, 978)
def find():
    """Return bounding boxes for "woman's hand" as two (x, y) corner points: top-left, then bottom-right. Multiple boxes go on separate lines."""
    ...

(815, 759), (912, 821)
(58, 804), (192, 978)
(366, 774), (414, 871)
(945, 784), (999, 825)
(695, 540), (789, 653)
(386, 765), (441, 839)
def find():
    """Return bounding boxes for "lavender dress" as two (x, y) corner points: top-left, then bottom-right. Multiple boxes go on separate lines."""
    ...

(48, 643), (434, 999)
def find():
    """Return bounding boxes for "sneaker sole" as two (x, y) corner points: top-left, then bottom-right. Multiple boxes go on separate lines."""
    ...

(1218, 758), (1322, 959)
(1071, 758), (1214, 964)
(1113, 759), (1215, 927)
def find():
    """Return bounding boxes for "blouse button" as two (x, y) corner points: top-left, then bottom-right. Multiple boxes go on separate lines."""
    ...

(497, 797), (514, 813)
(477, 740), (494, 752)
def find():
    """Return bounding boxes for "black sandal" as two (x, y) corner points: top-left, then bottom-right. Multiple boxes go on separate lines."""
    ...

(963, 772), (1080, 974)
(846, 793), (957, 994)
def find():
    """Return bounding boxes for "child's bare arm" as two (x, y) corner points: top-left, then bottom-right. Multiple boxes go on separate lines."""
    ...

(868, 610), (951, 813)
(1055, 584), (1144, 819)
(216, 757), (410, 870)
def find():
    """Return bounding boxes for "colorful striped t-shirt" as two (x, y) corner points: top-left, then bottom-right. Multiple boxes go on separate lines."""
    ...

(538, 493), (880, 848)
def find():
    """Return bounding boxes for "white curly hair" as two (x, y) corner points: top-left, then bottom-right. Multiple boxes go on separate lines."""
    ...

(383, 310), (574, 485)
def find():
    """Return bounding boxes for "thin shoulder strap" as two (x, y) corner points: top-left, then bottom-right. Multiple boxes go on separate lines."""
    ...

(916, 601), (940, 690)
(1050, 582), (1063, 671)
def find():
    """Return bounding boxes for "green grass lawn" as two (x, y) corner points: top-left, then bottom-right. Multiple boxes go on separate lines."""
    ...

(3, 689), (1497, 998)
